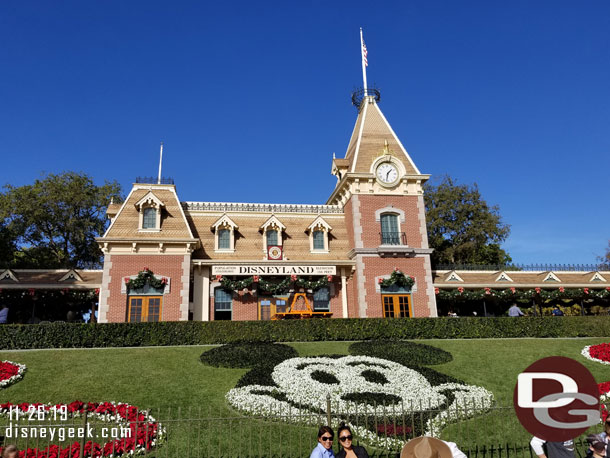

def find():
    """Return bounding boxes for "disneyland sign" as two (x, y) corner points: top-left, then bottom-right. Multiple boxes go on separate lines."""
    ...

(212, 265), (336, 276)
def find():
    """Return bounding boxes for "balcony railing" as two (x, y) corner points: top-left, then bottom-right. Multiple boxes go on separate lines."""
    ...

(380, 231), (406, 245)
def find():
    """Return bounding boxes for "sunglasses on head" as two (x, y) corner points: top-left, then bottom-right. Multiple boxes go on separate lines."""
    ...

(339, 435), (353, 442)
(321, 436), (333, 442)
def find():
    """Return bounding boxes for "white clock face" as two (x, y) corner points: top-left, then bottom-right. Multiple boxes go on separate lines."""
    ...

(376, 162), (398, 184)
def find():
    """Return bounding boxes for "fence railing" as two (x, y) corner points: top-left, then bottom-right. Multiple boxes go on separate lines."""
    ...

(0, 397), (599, 457)
(435, 263), (610, 272)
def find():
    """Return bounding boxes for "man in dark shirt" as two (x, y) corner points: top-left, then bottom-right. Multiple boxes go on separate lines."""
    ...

(531, 437), (575, 458)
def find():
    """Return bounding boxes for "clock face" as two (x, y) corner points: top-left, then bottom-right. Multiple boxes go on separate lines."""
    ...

(268, 245), (282, 260)
(376, 162), (398, 184)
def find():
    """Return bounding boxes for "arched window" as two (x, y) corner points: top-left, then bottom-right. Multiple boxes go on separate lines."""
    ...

(380, 213), (401, 245)
(266, 229), (278, 246)
(142, 207), (157, 229)
(214, 288), (232, 320)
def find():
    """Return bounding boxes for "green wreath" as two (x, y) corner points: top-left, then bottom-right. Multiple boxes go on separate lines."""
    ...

(126, 268), (167, 291)
(379, 270), (415, 289)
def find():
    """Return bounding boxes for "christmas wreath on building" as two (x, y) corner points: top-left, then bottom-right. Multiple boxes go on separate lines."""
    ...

(125, 268), (167, 291)
(378, 269), (415, 289)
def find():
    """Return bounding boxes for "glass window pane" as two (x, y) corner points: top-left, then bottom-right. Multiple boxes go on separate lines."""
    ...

(142, 208), (157, 229)
(266, 230), (278, 246)
(215, 288), (232, 311)
(129, 298), (143, 322)
(147, 297), (161, 322)
(218, 229), (230, 249)
(381, 214), (400, 244)
(313, 286), (330, 311)
(313, 230), (325, 250)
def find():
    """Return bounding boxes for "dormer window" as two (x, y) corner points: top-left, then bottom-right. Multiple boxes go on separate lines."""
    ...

(307, 216), (332, 253)
(135, 192), (164, 232)
(212, 215), (238, 252)
(142, 207), (157, 229)
(266, 229), (279, 246)
(260, 216), (286, 259)
(218, 228), (231, 249)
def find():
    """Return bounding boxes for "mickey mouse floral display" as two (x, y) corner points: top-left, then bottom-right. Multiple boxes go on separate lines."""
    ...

(0, 360), (26, 389)
(582, 343), (610, 365)
(204, 341), (493, 451)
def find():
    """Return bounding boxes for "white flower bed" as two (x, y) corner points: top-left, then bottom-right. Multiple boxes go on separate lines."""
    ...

(226, 355), (494, 449)
(582, 345), (610, 365)
(0, 360), (26, 389)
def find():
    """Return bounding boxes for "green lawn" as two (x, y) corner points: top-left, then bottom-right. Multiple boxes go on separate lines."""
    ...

(0, 338), (608, 457)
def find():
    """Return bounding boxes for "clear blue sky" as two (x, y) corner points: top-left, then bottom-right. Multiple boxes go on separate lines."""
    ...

(1, 1), (608, 265)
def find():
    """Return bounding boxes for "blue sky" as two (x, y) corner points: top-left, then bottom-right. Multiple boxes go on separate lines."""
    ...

(1, 1), (608, 265)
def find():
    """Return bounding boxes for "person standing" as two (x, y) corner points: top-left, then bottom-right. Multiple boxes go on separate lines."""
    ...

(530, 437), (575, 458)
(336, 424), (368, 458)
(1, 444), (19, 458)
(508, 303), (525, 317)
(552, 305), (564, 316)
(310, 426), (335, 458)
(586, 434), (606, 458)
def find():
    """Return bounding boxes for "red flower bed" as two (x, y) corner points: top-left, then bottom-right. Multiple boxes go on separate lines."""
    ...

(377, 423), (412, 437)
(589, 343), (610, 363)
(0, 360), (26, 388)
(0, 401), (164, 458)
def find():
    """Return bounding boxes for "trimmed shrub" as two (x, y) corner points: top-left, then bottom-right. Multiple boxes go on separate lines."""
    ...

(0, 316), (609, 349)
(349, 340), (453, 366)
(200, 342), (297, 368)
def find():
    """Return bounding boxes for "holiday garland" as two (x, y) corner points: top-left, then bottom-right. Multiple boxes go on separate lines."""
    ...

(436, 286), (610, 301)
(378, 270), (415, 289)
(126, 268), (167, 291)
(218, 274), (332, 294)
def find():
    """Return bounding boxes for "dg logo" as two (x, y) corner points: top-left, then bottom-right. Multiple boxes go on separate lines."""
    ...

(513, 356), (600, 441)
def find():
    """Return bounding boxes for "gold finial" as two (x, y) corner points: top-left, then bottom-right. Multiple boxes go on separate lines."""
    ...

(381, 139), (391, 156)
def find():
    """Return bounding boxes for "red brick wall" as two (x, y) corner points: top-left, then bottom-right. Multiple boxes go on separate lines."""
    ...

(106, 255), (187, 322)
(361, 256), (431, 318)
(343, 194), (432, 317)
(357, 195), (423, 248)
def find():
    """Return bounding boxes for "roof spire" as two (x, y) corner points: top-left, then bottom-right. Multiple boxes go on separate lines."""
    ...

(157, 142), (164, 185)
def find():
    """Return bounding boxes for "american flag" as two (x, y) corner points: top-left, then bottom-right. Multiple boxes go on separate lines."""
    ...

(362, 40), (368, 67)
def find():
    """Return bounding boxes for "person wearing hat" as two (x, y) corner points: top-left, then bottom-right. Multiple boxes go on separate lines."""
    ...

(400, 436), (467, 458)
(530, 436), (575, 458)
(586, 434), (607, 458)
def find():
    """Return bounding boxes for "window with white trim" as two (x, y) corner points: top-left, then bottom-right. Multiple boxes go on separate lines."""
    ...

(212, 215), (238, 252)
(214, 287), (232, 320)
(135, 192), (164, 231)
(142, 207), (157, 229)
(380, 213), (402, 245)
(308, 216), (332, 253)
(260, 216), (286, 259)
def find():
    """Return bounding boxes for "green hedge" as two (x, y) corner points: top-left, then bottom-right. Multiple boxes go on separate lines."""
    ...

(0, 316), (609, 349)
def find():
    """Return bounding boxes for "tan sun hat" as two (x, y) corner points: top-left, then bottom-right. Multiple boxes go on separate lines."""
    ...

(400, 436), (453, 458)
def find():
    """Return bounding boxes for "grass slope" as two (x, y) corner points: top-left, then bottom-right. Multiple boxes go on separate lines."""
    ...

(0, 338), (608, 456)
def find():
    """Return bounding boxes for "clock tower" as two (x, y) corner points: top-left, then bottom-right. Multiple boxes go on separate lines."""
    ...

(327, 90), (437, 318)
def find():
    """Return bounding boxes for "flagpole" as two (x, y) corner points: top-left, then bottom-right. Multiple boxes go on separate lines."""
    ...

(360, 27), (368, 97)
(157, 142), (164, 184)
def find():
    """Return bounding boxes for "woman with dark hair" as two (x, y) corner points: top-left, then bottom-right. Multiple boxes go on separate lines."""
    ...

(310, 425), (335, 458)
(336, 424), (369, 458)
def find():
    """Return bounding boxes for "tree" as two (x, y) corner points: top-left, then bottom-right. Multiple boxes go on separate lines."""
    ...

(424, 175), (511, 267)
(0, 172), (122, 269)
(598, 241), (610, 267)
